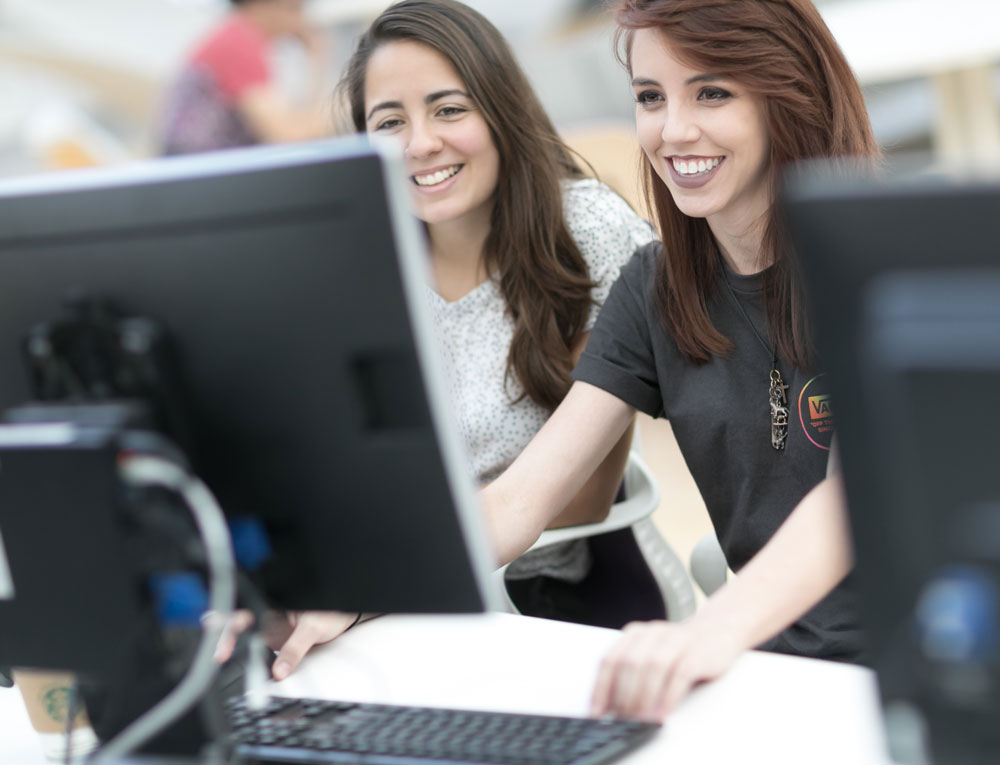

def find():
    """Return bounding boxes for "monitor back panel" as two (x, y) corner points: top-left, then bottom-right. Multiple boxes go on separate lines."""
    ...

(784, 173), (1000, 763)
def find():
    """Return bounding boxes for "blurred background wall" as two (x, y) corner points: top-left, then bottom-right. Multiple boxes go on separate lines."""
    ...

(2, 0), (998, 180)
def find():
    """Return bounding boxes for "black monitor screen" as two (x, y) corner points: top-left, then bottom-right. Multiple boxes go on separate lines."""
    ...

(0, 139), (500, 677)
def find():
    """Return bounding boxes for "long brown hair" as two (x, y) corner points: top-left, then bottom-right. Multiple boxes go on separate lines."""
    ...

(340, 0), (593, 410)
(613, 0), (880, 368)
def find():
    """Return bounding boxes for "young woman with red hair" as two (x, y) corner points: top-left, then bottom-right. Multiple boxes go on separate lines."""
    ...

(482, 0), (880, 720)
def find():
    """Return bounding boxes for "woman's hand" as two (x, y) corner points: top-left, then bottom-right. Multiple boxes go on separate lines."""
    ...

(591, 477), (854, 721)
(266, 611), (362, 680)
(589, 615), (745, 721)
(212, 610), (362, 680)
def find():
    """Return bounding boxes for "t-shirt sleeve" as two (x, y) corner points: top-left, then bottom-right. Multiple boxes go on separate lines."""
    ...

(572, 244), (664, 417)
(562, 180), (655, 332)
(194, 18), (270, 101)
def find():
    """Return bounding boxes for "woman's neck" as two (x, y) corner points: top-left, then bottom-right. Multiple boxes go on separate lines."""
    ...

(427, 213), (492, 301)
(709, 211), (770, 276)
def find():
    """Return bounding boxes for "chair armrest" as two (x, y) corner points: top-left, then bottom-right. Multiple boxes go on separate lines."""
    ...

(526, 452), (660, 553)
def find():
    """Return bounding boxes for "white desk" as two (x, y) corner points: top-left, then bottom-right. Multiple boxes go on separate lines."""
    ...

(1, 613), (895, 764)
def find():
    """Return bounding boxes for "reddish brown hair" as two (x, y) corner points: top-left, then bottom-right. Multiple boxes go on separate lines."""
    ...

(340, 0), (593, 410)
(613, 0), (880, 368)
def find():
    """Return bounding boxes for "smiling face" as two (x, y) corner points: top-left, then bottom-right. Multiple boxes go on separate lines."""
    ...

(630, 28), (772, 233)
(363, 40), (500, 234)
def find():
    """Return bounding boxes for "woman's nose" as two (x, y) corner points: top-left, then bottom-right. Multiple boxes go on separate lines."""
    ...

(405, 119), (443, 159)
(660, 103), (700, 146)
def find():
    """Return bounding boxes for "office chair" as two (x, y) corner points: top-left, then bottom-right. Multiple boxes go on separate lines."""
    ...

(689, 533), (728, 597)
(500, 446), (697, 626)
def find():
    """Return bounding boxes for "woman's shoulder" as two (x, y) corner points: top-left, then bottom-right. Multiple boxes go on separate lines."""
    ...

(630, 237), (662, 260)
(560, 177), (642, 222)
(619, 239), (662, 283)
(559, 177), (656, 268)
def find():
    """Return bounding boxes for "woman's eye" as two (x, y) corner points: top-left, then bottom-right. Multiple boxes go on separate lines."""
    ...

(635, 90), (663, 106)
(437, 106), (467, 118)
(699, 86), (732, 102)
(374, 118), (404, 131)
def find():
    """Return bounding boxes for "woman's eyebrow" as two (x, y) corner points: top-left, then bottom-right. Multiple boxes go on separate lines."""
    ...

(367, 89), (471, 121)
(425, 88), (469, 103)
(631, 74), (724, 88)
(367, 100), (402, 121)
(685, 74), (723, 85)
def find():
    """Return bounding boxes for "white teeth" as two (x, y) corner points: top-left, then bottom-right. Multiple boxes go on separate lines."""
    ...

(414, 166), (461, 186)
(671, 157), (722, 176)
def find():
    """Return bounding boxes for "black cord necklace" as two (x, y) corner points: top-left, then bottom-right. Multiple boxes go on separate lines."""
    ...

(720, 265), (789, 451)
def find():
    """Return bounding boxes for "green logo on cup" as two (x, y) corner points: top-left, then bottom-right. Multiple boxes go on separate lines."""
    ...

(42, 687), (75, 724)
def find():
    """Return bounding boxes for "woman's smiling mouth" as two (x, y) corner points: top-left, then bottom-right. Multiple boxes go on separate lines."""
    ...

(412, 165), (463, 186)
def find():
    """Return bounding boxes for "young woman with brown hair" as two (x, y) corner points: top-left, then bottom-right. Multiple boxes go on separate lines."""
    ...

(481, 0), (881, 719)
(251, 0), (657, 681)
(346, 0), (660, 619)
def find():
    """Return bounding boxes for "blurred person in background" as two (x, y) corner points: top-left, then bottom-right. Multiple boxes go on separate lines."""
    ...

(158, 0), (330, 155)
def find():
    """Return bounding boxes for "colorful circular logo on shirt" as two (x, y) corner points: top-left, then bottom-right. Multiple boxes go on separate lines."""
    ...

(798, 373), (834, 450)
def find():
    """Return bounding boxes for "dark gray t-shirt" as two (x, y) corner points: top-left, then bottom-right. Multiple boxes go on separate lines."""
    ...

(573, 242), (862, 660)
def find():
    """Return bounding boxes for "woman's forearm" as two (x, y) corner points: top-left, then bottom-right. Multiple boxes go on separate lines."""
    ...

(694, 475), (853, 650)
(544, 330), (636, 529)
(547, 420), (635, 529)
(481, 382), (636, 565)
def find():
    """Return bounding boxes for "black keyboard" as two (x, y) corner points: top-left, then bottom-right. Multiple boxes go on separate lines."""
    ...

(226, 695), (660, 764)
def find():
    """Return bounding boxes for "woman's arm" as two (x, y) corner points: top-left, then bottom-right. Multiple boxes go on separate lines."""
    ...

(546, 420), (634, 529)
(237, 26), (332, 143)
(546, 332), (636, 529)
(590, 474), (852, 721)
(481, 380), (636, 566)
(692, 473), (852, 652)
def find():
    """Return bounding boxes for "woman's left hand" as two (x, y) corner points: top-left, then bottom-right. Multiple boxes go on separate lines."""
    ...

(266, 611), (362, 680)
(589, 615), (745, 722)
(211, 609), (364, 680)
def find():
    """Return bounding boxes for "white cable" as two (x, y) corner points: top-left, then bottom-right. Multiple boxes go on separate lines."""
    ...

(244, 633), (270, 711)
(91, 454), (236, 764)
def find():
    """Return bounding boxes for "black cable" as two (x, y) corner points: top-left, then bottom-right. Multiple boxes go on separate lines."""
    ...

(720, 265), (777, 368)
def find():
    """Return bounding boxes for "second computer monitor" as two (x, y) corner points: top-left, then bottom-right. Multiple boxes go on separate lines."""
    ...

(784, 168), (1000, 765)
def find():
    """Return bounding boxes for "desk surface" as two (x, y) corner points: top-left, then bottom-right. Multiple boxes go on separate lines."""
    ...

(1, 612), (895, 764)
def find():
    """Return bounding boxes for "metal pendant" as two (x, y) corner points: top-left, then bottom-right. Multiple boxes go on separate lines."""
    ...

(769, 369), (789, 451)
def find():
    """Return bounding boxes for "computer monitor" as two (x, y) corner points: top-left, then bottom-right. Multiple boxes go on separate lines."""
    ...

(783, 167), (1000, 765)
(0, 138), (503, 678)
